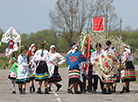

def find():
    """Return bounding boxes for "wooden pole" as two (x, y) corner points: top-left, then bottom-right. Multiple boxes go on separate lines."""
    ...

(120, 17), (122, 36)
(89, 14), (107, 18)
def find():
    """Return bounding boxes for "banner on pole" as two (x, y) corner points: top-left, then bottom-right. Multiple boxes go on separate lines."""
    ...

(92, 17), (104, 32)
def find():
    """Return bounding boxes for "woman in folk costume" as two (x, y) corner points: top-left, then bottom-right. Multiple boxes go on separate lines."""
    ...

(31, 40), (49, 94)
(120, 44), (136, 94)
(16, 45), (30, 94)
(90, 43), (104, 94)
(47, 45), (64, 92)
(101, 40), (117, 94)
(8, 51), (19, 94)
(26, 44), (37, 93)
(59, 42), (88, 94)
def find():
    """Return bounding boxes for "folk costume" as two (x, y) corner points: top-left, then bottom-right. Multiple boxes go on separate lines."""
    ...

(26, 44), (37, 93)
(16, 45), (29, 94)
(16, 54), (30, 84)
(8, 57), (18, 80)
(120, 44), (136, 93)
(31, 41), (50, 94)
(47, 45), (64, 92)
(90, 50), (104, 93)
(31, 49), (49, 81)
(59, 42), (87, 94)
(8, 52), (18, 94)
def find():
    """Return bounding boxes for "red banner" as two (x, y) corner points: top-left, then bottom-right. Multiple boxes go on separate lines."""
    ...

(92, 17), (104, 32)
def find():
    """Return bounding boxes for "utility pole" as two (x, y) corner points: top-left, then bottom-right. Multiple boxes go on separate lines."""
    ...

(120, 17), (122, 36)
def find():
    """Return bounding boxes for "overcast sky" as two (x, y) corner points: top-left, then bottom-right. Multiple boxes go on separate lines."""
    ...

(0, 0), (137, 34)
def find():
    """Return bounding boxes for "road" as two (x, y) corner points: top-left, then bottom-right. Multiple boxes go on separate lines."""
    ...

(0, 66), (138, 102)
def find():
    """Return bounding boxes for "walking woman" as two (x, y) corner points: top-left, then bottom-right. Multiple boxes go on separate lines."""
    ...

(16, 45), (30, 94)
(8, 51), (19, 94)
(26, 44), (37, 93)
(31, 41), (49, 94)
(120, 44), (136, 93)
(47, 45), (64, 92)
(59, 42), (87, 94)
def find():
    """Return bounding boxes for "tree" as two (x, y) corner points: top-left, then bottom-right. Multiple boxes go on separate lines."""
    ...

(49, 0), (95, 45)
(94, 0), (120, 33)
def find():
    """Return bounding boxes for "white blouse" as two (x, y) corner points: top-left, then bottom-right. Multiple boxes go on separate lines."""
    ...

(121, 50), (133, 62)
(90, 50), (104, 75)
(31, 49), (49, 62)
(48, 51), (64, 65)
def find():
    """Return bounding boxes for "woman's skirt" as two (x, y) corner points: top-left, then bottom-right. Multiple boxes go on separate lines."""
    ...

(102, 77), (115, 84)
(69, 69), (80, 84)
(121, 61), (136, 82)
(29, 62), (36, 80)
(48, 66), (62, 83)
(35, 61), (49, 81)
(8, 72), (16, 80)
(16, 68), (30, 84)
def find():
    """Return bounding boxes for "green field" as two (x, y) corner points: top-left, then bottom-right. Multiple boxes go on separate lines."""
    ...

(0, 57), (9, 69)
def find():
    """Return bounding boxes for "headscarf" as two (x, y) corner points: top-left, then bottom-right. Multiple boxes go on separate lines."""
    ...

(26, 44), (36, 63)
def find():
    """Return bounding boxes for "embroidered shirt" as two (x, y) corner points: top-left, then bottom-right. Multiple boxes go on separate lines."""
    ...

(90, 50), (104, 75)
(31, 49), (49, 62)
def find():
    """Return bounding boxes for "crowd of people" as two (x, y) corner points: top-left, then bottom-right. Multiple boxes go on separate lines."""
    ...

(8, 40), (136, 95)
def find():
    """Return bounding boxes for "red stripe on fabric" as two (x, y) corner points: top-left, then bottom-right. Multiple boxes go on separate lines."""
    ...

(124, 73), (135, 75)
(69, 75), (80, 79)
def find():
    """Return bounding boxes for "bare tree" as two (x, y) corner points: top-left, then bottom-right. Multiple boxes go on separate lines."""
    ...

(49, 0), (94, 45)
(49, 0), (120, 45)
(94, 0), (120, 33)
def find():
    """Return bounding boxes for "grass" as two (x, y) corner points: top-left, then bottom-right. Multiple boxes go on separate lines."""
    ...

(0, 57), (9, 69)
(59, 63), (67, 68)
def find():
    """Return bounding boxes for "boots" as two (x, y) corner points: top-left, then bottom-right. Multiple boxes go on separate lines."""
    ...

(32, 86), (35, 92)
(126, 86), (130, 92)
(30, 87), (33, 93)
(112, 86), (116, 93)
(56, 84), (62, 92)
(22, 88), (26, 94)
(108, 88), (112, 94)
(45, 88), (49, 94)
(37, 88), (43, 94)
(47, 87), (52, 92)
(19, 88), (23, 94)
(102, 88), (107, 94)
(120, 87), (126, 94)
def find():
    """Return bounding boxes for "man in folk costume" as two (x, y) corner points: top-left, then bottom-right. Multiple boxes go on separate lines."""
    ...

(120, 44), (136, 94)
(16, 45), (30, 94)
(47, 45), (64, 92)
(59, 42), (88, 94)
(8, 51), (19, 94)
(30, 40), (50, 94)
(26, 44), (37, 93)
(90, 43), (104, 94)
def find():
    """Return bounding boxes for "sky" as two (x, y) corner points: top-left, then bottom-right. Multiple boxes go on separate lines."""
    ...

(0, 0), (138, 34)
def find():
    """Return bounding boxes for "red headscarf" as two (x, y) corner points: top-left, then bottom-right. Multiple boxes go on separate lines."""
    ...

(26, 44), (36, 63)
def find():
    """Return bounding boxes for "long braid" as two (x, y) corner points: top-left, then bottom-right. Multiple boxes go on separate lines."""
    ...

(41, 48), (44, 57)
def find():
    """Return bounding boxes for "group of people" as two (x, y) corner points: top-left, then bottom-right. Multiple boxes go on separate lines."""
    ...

(8, 39), (136, 95)
(8, 41), (64, 94)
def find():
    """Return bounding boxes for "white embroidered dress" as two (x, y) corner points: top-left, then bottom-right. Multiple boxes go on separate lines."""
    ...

(47, 51), (64, 78)
(16, 54), (29, 80)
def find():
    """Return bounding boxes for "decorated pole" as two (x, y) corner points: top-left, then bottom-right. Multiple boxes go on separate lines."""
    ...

(85, 35), (91, 76)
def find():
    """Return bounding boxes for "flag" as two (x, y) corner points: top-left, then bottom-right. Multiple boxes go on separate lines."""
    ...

(92, 17), (104, 32)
